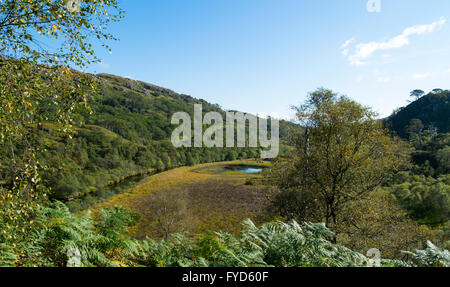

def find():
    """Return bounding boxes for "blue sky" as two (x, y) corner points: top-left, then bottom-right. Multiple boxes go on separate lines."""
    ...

(88, 0), (450, 119)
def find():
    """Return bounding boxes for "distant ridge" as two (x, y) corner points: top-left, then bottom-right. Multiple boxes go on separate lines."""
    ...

(385, 90), (450, 137)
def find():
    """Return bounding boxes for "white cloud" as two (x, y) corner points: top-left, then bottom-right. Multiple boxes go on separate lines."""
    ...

(341, 38), (354, 49)
(356, 75), (364, 82)
(340, 38), (354, 57)
(412, 73), (430, 79)
(342, 17), (446, 66)
(403, 18), (446, 36)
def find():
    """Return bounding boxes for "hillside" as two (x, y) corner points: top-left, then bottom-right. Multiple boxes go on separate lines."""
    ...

(33, 73), (297, 209)
(385, 90), (450, 138)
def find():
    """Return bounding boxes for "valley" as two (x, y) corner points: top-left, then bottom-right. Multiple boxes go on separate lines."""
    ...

(0, 0), (449, 268)
(91, 161), (275, 239)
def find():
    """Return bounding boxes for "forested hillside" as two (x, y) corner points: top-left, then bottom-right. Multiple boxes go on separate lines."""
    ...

(382, 90), (450, 239)
(28, 73), (297, 207)
(385, 90), (450, 138)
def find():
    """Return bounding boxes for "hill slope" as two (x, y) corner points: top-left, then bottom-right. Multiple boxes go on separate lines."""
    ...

(385, 90), (450, 138)
(34, 73), (297, 209)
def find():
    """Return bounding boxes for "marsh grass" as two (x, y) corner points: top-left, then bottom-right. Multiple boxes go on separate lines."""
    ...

(90, 161), (275, 240)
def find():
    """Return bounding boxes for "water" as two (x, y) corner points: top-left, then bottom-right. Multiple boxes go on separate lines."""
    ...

(225, 165), (266, 174)
(67, 174), (148, 211)
(236, 168), (264, 174)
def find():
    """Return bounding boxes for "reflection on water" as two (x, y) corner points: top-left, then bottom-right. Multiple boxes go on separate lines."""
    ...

(236, 168), (264, 174)
(67, 174), (148, 212)
(225, 165), (266, 174)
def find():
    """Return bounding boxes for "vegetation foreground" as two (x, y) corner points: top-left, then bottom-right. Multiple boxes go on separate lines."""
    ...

(1, 200), (448, 267)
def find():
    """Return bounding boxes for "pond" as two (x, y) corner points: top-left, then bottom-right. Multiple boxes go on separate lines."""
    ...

(226, 165), (265, 174)
(192, 164), (268, 175)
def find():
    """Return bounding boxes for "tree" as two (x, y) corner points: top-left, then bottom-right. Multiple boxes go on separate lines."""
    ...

(427, 123), (439, 143)
(269, 187), (321, 223)
(410, 89), (425, 101)
(269, 89), (406, 232)
(431, 89), (444, 94)
(436, 146), (450, 173)
(155, 159), (165, 171)
(146, 188), (191, 241)
(336, 190), (434, 260)
(0, 0), (122, 251)
(390, 172), (450, 224)
(406, 119), (424, 146)
(186, 153), (196, 166)
(0, 0), (123, 68)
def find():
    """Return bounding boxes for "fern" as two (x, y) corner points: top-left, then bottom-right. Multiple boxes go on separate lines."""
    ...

(0, 243), (16, 267)
(2, 200), (448, 267)
(406, 241), (450, 267)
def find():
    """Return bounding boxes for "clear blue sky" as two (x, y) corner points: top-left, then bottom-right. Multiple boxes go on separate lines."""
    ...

(88, 0), (450, 119)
